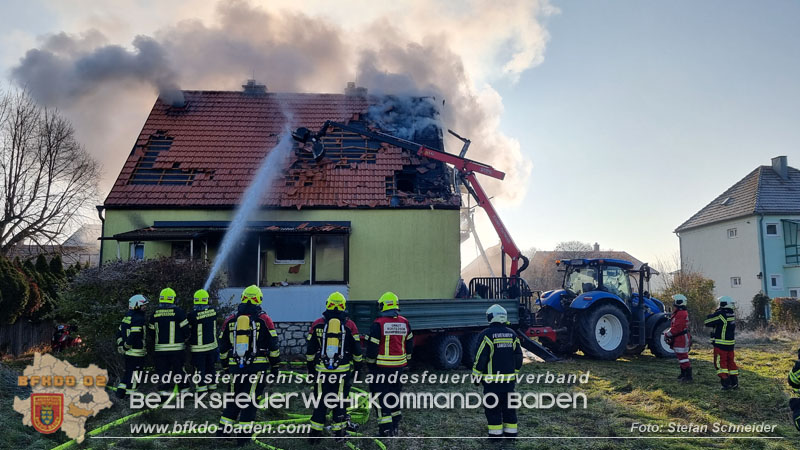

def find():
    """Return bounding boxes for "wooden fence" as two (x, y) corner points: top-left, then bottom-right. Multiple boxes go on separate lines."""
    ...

(0, 320), (53, 356)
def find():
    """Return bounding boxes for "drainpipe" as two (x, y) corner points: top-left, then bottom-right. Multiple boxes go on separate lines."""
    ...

(758, 214), (770, 318)
(96, 205), (105, 268)
(257, 235), (261, 286)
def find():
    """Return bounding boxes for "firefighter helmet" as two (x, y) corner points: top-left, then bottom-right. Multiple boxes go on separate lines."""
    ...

(326, 291), (346, 311)
(486, 304), (507, 324)
(672, 294), (688, 307)
(241, 285), (263, 305)
(378, 292), (399, 312)
(718, 295), (735, 308)
(129, 294), (148, 310)
(193, 289), (210, 305)
(159, 288), (176, 303)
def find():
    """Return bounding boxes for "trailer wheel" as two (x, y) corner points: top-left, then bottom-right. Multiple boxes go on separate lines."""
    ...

(433, 334), (463, 370)
(624, 343), (646, 356)
(648, 320), (675, 358)
(460, 333), (481, 368)
(578, 304), (629, 361)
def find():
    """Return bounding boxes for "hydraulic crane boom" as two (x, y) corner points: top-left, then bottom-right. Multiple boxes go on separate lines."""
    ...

(292, 120), (529, 277)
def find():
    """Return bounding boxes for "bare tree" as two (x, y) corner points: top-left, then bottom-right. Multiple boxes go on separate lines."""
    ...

(554, 240), (593, 254)
(0, 88), (100, 256)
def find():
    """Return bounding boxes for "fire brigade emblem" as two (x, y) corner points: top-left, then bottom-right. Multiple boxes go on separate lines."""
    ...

(31, 393), (64, 434)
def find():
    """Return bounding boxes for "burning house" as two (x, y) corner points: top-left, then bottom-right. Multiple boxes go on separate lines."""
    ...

(99, 82), (461, 350)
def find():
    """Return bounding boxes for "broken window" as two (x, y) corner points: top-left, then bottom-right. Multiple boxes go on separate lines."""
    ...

(275, 236), (306, 264)
(313, 235), (347, 284)
(171, 241), (191, 260)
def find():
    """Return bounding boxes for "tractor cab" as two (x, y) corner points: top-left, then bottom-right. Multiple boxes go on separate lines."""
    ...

(562, 258), (635, 303)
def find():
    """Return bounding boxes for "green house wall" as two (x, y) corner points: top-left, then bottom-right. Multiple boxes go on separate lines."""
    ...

(102, 208), (460, 301)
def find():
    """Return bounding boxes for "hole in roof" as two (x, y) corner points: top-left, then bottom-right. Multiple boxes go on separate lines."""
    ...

(396, 172), (417, 193)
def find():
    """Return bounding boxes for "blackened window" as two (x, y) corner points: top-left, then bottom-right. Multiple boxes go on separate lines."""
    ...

(275, 236), (306, 263)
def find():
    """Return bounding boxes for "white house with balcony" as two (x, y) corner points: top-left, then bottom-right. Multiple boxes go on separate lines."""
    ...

(675, 156), (800, 316)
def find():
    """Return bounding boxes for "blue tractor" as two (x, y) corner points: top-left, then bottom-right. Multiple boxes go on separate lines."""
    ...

(530, 259), (674, 360)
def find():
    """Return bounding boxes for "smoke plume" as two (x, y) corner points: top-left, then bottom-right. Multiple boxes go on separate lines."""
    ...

(9, 0), (552, 204)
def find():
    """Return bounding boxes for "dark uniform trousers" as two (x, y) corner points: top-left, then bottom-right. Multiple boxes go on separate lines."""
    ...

(119, 355), (145, 396)
(220, 363), (267, 436)
(370, 366), (403, 434)
(483, 381), (518, 437)
(310, 372), (352, 434)
(154, 350), (188, 394)
(191, 349), (219, 392)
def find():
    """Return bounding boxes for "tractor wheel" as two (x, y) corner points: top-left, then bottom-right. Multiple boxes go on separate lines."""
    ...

(460, 333), (481, 368)
(624, 343), (646, 356)
(433, 334), (463, 370)
(578, 304), (629, 360)
(648, 320), (676, 358)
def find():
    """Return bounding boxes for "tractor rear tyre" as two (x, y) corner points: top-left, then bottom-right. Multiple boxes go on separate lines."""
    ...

(433, 334), (463, 370)
(460, 333), (481, 368)
(648, 320), (675, 358)
(578, 304), (629, 361)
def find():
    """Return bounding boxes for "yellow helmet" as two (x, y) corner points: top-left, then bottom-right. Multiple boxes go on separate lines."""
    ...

(242, 285), (263, 304)
(159, 287), (176, 303)
(326, 292), (346, 311)
(193, 289), (210, 305)
(378, 291), (399, 312)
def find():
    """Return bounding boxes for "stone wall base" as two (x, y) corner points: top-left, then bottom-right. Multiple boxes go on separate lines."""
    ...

(275, 322), (312, 356)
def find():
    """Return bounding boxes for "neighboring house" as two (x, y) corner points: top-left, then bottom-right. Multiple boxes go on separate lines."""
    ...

(675, 156), (800, 316)
(99, 82), (461, 343)
(460, 243), (511, 281)
(8, 224), (101, 267)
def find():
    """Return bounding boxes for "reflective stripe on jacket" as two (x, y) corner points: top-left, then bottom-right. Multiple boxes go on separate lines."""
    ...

(365, 313), (414, 368)
(188, 306), (218, 353)
(704, 307), (735, 349)
(472, 323), (522, 382)
(116, 310), (147, 357)
(148, 305), (188, 352)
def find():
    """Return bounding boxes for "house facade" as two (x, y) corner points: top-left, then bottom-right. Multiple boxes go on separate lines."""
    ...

(675, 156), (800, 316)
(99, 84), (461, 350)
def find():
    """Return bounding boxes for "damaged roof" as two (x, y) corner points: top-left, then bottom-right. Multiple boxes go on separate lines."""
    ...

(104, 90), (459, 209)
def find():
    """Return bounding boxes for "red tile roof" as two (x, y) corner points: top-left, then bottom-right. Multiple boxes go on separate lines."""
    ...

(104, 90), (459, 209)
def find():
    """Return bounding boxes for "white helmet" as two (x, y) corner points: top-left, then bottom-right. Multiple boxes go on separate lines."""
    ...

(128, 294), (149, 310)
(718, 296), (735, 308)
(672, 294), (688, 307)
(486, 304), (507, 324)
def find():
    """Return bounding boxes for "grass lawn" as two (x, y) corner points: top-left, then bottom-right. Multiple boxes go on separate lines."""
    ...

(2, 333), (798, 450)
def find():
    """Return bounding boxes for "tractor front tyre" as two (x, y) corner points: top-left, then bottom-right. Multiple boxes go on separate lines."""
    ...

(648, 320), (676, 358)
(433, 334), (463, 370)
(578, 305), (630, 361)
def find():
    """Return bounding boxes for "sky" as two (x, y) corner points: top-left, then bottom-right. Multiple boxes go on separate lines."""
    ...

(1, 0), (798, 270)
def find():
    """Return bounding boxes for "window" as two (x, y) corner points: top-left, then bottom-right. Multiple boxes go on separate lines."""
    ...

(727, 228), (737, 239)
(601, 265), (632, 302)
(275, 236), (306, 264)
(769, 274), (783, 291)
(172, 242), (191, 260)
(790, 288), (799, 298)
(730, 277), (741, 287)
(765, 222), (780, 237)
(784, 220), (800, 264)
(129, 243), (144, 260)
(313, 235), (348, 283)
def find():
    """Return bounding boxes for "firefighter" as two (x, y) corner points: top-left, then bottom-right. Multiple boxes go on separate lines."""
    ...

(365, 291), (414, 437)
(187, 289), (219, 392)
(115, 294), (148, 399)
(148, 287), (190, 397)
(788, 348), (800, 431)
(704, 295), (738, 390)
(664, 294), (692, 382)
(217, 285), (280, 444)
(473, 304), (522, 441)
(305, 292), (363, 443)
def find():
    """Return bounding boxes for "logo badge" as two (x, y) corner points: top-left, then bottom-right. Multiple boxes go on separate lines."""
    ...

(31, 393), (63, 434)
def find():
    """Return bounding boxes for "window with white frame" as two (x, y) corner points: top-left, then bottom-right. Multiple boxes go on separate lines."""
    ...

(727, 228), (737, 238)
(765, 222), (780, 237)
(730, 277), (741, 287)
(129, 243), (144, 260)
(790, 288), (799, 298)
(769, 274), (783, 290)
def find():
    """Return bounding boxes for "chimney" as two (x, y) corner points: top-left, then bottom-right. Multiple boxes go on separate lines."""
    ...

(345, 81), (368, 97)
(242, 79), (267, 96)
(593, 242), (600, 252)
(772, 156), (788, 180)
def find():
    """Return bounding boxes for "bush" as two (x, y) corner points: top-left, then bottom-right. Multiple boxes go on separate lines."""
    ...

(0, 256), (30, 324)
(748, 292), (773, 328)
(655, 271), (717, 332)
(54, 258), (226, 371)
(772, 297), (800, 329)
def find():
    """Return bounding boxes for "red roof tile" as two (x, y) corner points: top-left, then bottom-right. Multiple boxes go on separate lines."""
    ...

(104, 90), (459, 209)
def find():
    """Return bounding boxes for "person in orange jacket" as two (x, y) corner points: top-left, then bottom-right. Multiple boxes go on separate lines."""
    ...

(664, 294), (692, 382)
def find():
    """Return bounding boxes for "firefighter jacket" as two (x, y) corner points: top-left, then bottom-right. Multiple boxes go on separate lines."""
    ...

(187, 305), (218, 353)
(305, 310), (363, 374)
(665, 307), (691, 350)
(472, 322), (523, 383)
(148, 304), (189, 352)
(116, 310), (147, 357)
(789, 357), (800, 395)
(704, 307), (735, 350)
(218, 303), (280, 369)
(365, 311), (413, 368)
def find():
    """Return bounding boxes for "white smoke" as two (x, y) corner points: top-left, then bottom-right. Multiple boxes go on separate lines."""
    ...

(9, 0), (554, 204)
